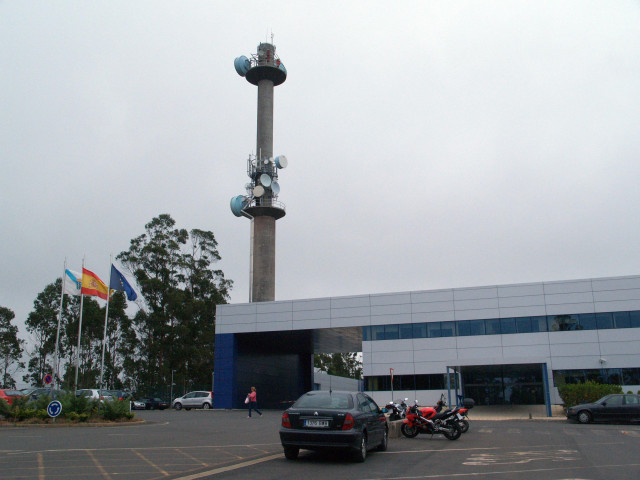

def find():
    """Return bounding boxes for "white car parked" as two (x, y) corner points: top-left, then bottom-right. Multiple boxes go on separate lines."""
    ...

(172, 391), (213, 410)
(76, 389), (113, 401)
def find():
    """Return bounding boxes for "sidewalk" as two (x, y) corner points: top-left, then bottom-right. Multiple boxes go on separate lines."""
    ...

(467, 404), (566, 420)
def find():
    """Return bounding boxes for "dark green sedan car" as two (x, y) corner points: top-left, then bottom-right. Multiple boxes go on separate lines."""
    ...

(567, 394), (640, 424)
(279, 390), (388, 462)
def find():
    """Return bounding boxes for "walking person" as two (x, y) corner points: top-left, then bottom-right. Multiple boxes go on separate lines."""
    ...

(246, 386), (262, 418)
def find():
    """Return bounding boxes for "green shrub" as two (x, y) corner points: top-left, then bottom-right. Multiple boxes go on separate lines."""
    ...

(0, 395), (30, 422)
(66, 411), (89, 422)
(558, 381), (623, 407)
(33, 394), (55, 411)
(0, 398), (10, 418)
(60, 391), (92, 416)
(100, 399), (133, 421)
(35, 409), (49, 420)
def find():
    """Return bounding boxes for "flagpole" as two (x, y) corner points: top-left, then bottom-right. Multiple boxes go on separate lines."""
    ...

(99, 255), (112, 399)
(54, 259), (67, 391)
(74, 257), (86, 394)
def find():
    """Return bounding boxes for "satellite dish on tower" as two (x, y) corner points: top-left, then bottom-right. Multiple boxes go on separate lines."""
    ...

(230, 195), (248, 217)
(259, 174), (272, 187)
(271, 181), (280, 194)
(234, 56), (251, 76)
(275, 155), (288, 169)
(253, 185), (265, 197)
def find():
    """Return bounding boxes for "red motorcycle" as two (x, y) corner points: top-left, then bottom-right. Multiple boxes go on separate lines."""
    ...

(401, 401), (462, 440)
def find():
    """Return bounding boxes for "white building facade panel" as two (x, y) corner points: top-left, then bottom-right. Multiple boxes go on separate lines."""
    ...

(370, 349), (414, 365)
(498, 283), (545, 297)
(411, 300), (455, 314)
(595, 299), (640, 312)
(411, 310), (455, 322)
(370, 313), (412, 325)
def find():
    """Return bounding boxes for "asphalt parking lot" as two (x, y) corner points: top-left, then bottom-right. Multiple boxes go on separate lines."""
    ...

(2, 409), (640, 480)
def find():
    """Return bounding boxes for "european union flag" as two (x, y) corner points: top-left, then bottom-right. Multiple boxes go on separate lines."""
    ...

(109, 265), (138, 301)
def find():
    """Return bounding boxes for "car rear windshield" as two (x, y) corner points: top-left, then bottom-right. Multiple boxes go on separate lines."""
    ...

(294, 392), (353, 409)
(4, 390), (21, 396)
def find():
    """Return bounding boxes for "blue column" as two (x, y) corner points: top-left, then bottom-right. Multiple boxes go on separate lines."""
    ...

(214, 334), (237, 409)
(542, 363), (552, 417)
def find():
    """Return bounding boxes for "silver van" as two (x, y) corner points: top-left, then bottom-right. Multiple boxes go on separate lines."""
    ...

(172, 391), (213, 410)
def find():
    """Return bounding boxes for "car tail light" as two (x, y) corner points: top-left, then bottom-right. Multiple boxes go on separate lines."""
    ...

(282, 412), (292, 428)
(342, 413), (354, 430)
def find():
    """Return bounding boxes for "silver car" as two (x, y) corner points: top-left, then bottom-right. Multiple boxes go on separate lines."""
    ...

(76, 389), (114, 402)
(172, 391), (213, 410)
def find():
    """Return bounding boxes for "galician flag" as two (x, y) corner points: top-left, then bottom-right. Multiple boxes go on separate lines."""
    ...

(63, 269), (82, 296)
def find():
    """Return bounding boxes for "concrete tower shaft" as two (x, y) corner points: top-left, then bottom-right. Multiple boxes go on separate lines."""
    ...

(232, 42), (287, 303)
(257, 79), (274, 163)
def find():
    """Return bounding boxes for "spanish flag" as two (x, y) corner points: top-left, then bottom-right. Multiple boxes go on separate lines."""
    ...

(81, 268), (109, 300)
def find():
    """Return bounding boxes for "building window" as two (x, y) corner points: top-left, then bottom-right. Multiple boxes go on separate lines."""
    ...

(595, 313), (614, 330)
(363, 310), (640, 341)
(457, 321), (471, 336)
(549, 314), (580, 331)
(399, 323), (413, 339)
(531, 316), (548, 332)
(613, 312), (630, 329)
(579, 313), (596, 330)
(427, 322), (441, 338)
(362, 326), (370, 341)
(485, 318), (501, 335)
(554, 368), (637, 387)
(385, 324), (399, 340)
(501, 317), (516, 334)
(441, 321), (456, 337)
(412, 323), (427, 339)
(371, 325), (385, 341)
(468, 320), (485, 336)
(515, 317), (532, 333)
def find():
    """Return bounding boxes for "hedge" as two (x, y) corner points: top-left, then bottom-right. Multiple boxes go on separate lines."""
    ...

(558, 381), (623, 407)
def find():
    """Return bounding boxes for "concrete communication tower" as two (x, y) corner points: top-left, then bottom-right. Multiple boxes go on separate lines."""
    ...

(231, 42), (288, 302)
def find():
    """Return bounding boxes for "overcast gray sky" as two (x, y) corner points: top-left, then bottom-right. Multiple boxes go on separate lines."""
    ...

(2, 1), (639, 348)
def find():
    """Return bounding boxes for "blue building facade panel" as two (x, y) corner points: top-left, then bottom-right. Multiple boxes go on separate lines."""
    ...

(214, 333), (237, 409)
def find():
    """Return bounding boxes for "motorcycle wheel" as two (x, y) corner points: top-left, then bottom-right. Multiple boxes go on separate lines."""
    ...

(458, 419), (469, 433)
(443, 423), (462, 441)
(401, 423), (419, 438)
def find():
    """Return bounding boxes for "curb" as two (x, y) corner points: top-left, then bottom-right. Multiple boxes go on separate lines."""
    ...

(0, 419), (146, 428)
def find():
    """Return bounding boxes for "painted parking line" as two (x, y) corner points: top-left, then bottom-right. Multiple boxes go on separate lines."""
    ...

(463, 448), (579, 466)
(86, 450), (113, 480)
(173, 453), (283, 480)
(360, 462), (640, 480)
(383, 440), (625, 461)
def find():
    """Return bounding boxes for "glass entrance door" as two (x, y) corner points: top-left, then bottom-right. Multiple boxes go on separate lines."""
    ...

(461, 364), (544, 405)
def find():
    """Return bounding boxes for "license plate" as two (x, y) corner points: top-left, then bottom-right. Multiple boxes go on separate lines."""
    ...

(304, 419), (329, 427)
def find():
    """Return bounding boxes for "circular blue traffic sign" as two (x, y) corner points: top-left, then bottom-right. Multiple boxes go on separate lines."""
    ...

(47, 400), (62, 418)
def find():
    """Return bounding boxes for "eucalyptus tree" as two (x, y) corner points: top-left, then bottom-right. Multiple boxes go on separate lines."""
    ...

(117, 214), (232, 394)
(23, 278), (137, 390)
(23, 279), (65, 386)
(314, 352), (363, 380)
(0, 306), (24, 388)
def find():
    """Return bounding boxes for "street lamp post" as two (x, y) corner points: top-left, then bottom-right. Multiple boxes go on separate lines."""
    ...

(170, 370), (175, 404)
